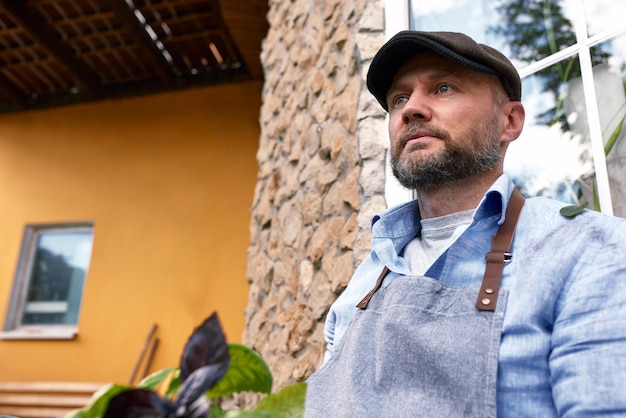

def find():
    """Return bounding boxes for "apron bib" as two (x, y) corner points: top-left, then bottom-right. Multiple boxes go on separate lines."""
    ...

(305, 276), (507, 417)
(305, 189), (524, 417)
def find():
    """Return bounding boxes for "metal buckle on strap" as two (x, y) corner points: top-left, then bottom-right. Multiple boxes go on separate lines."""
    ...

(485, 252), (513, 264)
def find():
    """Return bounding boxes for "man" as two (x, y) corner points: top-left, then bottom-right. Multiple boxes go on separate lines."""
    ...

(305, 31), (626, 417)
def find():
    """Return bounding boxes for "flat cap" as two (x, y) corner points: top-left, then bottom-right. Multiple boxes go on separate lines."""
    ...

(366, 31), (522, 111)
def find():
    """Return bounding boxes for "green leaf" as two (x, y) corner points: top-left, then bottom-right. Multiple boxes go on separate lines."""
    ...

(604, 114), (625, 156)
(223, 411), (277, 418)
(138, 367), (183, 399)
(210, 405), (227, 418)
(254, 382), (306, 418)
(65, 384), (131, 418)
(207, 343), (273, 398)
(136, 367), (177, 391)
(63, 409), (86, 418)
(560, 202), (589, 218)
(166, 369), (182, 398)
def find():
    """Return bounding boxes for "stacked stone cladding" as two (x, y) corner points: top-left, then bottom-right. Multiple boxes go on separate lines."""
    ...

(243, 0), (389, 390)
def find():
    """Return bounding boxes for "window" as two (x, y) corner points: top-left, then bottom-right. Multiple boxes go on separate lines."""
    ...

(385, 0), (626, 217)
(2, 223), (94, 339)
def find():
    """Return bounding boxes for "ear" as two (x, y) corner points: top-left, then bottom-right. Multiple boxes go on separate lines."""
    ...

(500, 101), (525, 145)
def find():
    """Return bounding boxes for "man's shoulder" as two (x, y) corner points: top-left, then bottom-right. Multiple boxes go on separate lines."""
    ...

(522, 196), (626, 239)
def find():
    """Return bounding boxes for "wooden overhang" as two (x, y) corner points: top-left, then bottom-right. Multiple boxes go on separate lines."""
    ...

(0, 0), (268, 113)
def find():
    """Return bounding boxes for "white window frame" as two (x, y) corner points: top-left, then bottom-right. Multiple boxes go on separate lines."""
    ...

(384, 0), (626, 216)
(1, 222), (93, 340)
(383, 0), (413, 207)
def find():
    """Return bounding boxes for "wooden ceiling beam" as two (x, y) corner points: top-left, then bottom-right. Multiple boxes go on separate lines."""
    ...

(140, 0), (210, 12)
(107, 0), (177, 87)
(160, 28), (223, 43)
(153, 10), (219, 25)
(0, 0), (102, 98)
(54, 10), (116, 25)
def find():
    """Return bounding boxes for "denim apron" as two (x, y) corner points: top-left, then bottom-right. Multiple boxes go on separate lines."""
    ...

(305, 189), (524, 418)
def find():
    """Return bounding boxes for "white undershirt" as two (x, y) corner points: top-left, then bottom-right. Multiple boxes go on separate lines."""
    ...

(403, 209), (475, 276)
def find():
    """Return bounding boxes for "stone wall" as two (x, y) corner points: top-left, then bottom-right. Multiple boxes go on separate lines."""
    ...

(243, 0), (388, 389)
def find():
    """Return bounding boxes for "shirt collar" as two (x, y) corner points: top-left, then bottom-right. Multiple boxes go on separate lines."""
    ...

(473, 173), (516, 226)
(371, 173), (516, 241)
(369, 174), (517, 274)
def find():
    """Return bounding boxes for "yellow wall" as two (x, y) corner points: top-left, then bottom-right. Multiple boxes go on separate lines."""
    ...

(0, 81), (261, 383)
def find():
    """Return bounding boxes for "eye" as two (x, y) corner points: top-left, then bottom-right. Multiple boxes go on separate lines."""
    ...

(389, 95), (408, 109)
(395, 96), (409, 106)
(436, 84), (452, 94)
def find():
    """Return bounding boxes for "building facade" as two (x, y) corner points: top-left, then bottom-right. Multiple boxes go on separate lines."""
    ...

(0, 82), (261, 383)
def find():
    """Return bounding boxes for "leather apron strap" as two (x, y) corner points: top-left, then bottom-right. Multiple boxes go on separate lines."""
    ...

(476, 187), (524, 311)
(355, 266), (389, 309)
(356, 188), (525, 311)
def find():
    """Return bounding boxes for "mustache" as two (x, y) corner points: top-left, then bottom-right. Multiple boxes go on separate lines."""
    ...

(400, 122), (449, 145)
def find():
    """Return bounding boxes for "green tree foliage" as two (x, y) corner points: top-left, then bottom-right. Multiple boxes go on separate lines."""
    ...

(490, 0), (610, 128)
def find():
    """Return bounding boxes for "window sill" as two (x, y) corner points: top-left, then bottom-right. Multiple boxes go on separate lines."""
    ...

(0, 326), (77, 340)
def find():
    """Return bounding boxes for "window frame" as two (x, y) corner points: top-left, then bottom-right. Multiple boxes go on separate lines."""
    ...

(383, 0), (414, 207)
(1, 222), (94, 340)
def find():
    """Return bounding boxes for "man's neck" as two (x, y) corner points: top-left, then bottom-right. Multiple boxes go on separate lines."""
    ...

(416, 171), (501, 219)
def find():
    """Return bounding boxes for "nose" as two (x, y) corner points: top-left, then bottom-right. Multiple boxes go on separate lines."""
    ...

(401, 93), (431, 124)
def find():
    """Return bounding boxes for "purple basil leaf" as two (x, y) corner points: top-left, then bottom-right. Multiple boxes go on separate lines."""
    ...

(103, 388), (174, 418)
(175, 362), (230, 414)
(173, 391), (211, 418)
(180, 312), (230, 382)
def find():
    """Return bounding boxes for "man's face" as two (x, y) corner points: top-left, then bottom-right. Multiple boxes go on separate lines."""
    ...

(386, 52), (507, 191)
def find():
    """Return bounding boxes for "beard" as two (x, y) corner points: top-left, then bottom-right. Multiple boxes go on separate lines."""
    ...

(390, 118), (501, 191)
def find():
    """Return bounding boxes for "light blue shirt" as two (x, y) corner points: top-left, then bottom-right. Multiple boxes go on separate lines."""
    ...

(324, 173), (626, 416)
